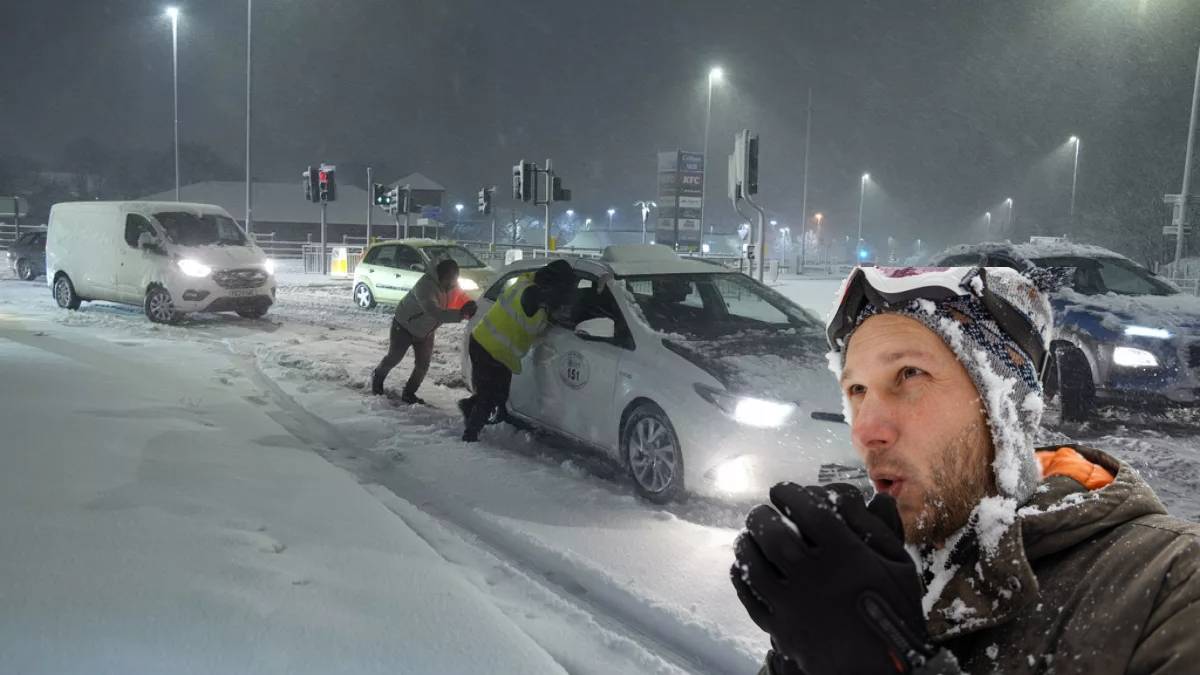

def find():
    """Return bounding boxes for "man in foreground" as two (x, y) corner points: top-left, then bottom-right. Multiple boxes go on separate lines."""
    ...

(372, 258), (476, 404)
(460, 258), (575, 442)
(732, 266), (1200, 674)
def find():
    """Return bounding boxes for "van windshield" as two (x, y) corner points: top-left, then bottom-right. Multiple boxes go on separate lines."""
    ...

(155, 211), (247, 247)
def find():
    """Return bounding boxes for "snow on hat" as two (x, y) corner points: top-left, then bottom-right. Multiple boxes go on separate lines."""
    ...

(827, 267), (1055, 504)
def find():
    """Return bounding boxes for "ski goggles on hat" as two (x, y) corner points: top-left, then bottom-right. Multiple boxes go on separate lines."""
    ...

(827, 266), (1047, 376)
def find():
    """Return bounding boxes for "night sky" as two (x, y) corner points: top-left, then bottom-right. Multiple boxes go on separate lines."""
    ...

(4, 0), (1200, 251)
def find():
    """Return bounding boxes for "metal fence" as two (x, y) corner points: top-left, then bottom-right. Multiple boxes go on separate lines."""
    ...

(0, 224), (46, 251)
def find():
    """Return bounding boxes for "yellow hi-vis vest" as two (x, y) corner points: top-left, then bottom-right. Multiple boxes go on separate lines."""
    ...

(472, 273), (547, 374)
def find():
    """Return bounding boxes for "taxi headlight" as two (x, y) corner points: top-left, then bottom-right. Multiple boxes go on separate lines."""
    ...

(694, 384), (797, 428)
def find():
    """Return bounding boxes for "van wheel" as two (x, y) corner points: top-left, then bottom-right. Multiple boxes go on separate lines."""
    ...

(53, 274), (82, 310)
(236, 306), (268, 319)
(354, 283), (376, 309)
(144, 286), (180, 324)
(622, 402), (686, 504)
(17, 259), (36, 281)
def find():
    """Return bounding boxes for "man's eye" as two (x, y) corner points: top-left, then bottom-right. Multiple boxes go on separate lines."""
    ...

(901, 366), (925, 380)
(846, 383), (866, 396)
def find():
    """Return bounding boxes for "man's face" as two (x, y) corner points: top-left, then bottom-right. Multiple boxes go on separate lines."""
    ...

(840, 314), (996, 547)
(439, 266), (459, 289)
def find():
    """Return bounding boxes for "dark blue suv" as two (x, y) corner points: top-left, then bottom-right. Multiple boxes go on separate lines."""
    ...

(933, 240), (1200, 421)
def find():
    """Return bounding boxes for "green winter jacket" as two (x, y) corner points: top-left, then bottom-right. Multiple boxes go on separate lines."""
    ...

(759, 445), (1200, 674)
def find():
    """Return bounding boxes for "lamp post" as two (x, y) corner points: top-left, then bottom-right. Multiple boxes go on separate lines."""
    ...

(454, 203), (464, 234)
(634, 201), (656, 244)
(1004, 197), (1014, 232)
(985, 211), (992, 230)
(857, 173), (870, 256)
(165, 7), (180, 201)
(1069, 136), (1080, 220)
(701, 66), (724, 232)
(584, 218), (592, 231)
(607, 208), (616, 229)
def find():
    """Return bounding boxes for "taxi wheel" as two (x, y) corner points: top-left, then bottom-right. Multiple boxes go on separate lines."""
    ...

(622, 402), (686, 504)
(354, 282), (376, 309)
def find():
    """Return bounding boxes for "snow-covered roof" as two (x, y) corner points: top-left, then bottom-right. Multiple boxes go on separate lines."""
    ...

(934, 240), (1132, 266)
(563, 230), (649, 250)
(392, 172), (445, 192)
(599, 245), (725, 276)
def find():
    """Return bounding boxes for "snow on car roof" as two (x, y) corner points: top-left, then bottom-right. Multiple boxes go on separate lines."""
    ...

(936, 240), (1133, 265)
(599, 245), (727, 276)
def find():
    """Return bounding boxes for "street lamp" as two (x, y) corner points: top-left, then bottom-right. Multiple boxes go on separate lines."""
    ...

(607, 208), (616, 229)
(165, 6), (180, 201)
(701, 66), (724, 232)
(584, 218), (592, 231)
(985, 211), (992, 229)
(857, 173), (870, 254)
(1004, 197), (1015, 231)
(1068, 136), (1081, 220)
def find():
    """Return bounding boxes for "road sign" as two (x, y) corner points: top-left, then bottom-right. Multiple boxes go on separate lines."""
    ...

(0, 196), (28, 217)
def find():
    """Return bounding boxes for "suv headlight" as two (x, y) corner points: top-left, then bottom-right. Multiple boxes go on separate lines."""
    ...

(1113, 346), (1158, 368)
(694, 384), (797, 428)
(177, 259), (212, 277)
(263, 258), (276, 275)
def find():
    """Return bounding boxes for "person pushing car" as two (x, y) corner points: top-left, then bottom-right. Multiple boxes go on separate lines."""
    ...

(372, 258), (477, 404)
(459, 258), (576, 442)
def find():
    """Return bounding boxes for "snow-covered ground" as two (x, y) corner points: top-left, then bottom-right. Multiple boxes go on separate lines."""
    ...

(2, 264), (1197, 673)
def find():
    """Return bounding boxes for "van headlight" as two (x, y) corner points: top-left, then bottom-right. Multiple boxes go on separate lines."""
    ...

(263, 258), (276, 275)
(694, 384), (797, 428)
(177, 259), (212, 277)
(1113, 346), (1158, 368)
(458, 277), (479, 292)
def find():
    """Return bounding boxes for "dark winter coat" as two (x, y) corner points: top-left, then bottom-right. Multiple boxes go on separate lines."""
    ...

(927, 445), (1200, 673)
(759, 445), (1200, 674)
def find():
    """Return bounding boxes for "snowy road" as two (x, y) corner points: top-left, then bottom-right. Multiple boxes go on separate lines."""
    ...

(2, 267), (1198, 673)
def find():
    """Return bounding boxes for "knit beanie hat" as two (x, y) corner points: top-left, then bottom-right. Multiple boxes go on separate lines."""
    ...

(826, 267), (1055, 504)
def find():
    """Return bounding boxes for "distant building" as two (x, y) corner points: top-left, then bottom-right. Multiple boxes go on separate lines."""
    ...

(139, 176), (448, 242)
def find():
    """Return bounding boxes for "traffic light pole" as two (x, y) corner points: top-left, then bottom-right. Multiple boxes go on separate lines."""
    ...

(543, 158), (553, 255)
(320, 201), (328, 275)
(366, 166), (372, 242)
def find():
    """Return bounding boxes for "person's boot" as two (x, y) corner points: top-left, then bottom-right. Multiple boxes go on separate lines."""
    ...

(457, 398), (473, 420)
(371, 368), (386, 395)
(461, 430), (479, 443)
(400, 391), (425, 405)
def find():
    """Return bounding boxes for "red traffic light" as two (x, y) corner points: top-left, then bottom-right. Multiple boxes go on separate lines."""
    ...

(318, 171), (329, 183)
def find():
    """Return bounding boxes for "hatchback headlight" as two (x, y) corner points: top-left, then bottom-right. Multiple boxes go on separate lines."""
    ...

(1113, 346), (1158, 368)
(177, 259), (212, 277)
(694, 384), (797, 428)
(263, 258), (276, 275)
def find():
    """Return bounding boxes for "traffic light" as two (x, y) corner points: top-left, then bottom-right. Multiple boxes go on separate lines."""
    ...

(552, 176), (571, 202)
(373, 183), (389, 208)
(478, 187), (493, 215)
(513, 160), (534, 202)
(303, 166), (318, 202)
(385, 186), (400, 213)
(317, 164), (336, 202)
(399, 187), (411, 214)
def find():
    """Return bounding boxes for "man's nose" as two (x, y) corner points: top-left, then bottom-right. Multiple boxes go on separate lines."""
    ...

(851, 391), (899, 452)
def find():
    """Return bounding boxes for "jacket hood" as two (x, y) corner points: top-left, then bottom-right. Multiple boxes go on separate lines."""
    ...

(923, 445), (1166, 641)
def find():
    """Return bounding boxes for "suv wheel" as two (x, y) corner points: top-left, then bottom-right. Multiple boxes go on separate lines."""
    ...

(144, 286), (180, 324)
(1047, 344), (1094, 423)
(622, 402), (686, 504)
(53, 274), (82, 310)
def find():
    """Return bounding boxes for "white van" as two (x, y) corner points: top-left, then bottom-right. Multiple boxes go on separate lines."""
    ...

(46, 201), (276, 323)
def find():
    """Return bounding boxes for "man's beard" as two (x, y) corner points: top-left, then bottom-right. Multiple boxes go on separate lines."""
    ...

(903, 418), (995, 547)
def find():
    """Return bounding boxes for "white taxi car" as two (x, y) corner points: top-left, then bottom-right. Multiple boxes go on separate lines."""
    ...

(461, 245), (859, 503)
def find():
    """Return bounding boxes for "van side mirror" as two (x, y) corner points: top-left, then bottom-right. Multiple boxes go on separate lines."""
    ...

(575, 317), (616, 341)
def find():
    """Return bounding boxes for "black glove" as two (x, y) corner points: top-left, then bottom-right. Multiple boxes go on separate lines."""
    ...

(731, 482), (934, 674)
(460, 300), (478, 318)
